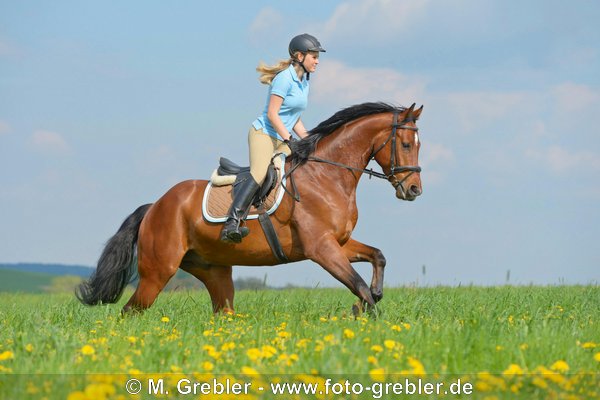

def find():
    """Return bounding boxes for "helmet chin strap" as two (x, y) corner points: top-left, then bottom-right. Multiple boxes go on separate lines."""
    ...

(292, 58), (310, 80)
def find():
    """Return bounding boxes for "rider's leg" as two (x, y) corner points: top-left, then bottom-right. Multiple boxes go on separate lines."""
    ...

(220, 127), (277, 243)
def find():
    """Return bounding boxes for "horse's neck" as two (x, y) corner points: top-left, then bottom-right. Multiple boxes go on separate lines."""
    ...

(315, 115), (389, 173)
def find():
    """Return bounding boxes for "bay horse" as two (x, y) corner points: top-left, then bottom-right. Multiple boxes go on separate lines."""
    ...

(77, 102), (423, 314)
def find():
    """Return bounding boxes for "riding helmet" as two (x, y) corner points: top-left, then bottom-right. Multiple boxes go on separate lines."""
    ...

(288, 34), (326, 56)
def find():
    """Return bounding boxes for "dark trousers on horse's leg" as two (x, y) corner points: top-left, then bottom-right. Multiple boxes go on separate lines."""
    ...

(220, 176), (260, 243)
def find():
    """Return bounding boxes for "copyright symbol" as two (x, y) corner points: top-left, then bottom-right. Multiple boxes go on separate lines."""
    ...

(125, 378), (142, 395)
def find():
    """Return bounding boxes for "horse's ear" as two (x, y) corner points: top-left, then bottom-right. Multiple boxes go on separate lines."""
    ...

(404, 103), (417, 122)
(413, 105), (423, 120)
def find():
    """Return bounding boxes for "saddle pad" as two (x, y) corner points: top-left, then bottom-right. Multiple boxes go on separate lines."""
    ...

(202, 154), (287, 223)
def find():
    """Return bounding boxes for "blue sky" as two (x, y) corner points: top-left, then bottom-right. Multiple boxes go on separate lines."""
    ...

(1, 1), (598, 287)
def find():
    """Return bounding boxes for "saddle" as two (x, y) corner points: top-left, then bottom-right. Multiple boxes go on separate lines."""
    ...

(202, 154), (287, 223)
(217, 157), (278, 206)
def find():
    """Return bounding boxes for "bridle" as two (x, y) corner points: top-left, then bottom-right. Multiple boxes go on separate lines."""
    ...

(282, 111), (422, 202)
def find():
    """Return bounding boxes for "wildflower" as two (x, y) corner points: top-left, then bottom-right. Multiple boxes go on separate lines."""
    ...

(247, 348), (261, 361)
(25, 344), (34, 353)
(407, 357), (425, 376)
(80, 345), (95, 356)
(241, 366), (259, 376)
(161, 316), (170, 323)
(403, 323), (411, 330)
(127, 336), (137, 344)
(323, 334), (335, 344)
(550, 360), (569, 373)
(391, 325), (402, 332)
(502, 364), (524, 376)
(581, 342), (597, 349)
(594, 352), (600, 362)
(370, 345), (383, 353)
(261, 345), (277, 358)
(0, 351), (14, 361)
(221, 342), (236, 351)
(202, 361), (214, 371)
(519, 343), (529, 351)
(367, 356), (378, 365)
(384, 340), (396, 350)
(343, 329), (355, 339)
(67, 391), (87, 400)
(277, 331), (291, 339)
(369, 368), (386, 382)
(532, 377), (548, 389)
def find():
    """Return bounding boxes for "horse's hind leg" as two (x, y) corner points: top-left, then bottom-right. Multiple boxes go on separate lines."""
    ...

(183, 264), (235, 313)
(122, 240), (183, 314)
(342, 238), (386, 303)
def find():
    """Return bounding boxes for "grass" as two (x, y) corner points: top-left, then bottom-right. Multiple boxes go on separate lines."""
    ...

(0, 286), (599, 399)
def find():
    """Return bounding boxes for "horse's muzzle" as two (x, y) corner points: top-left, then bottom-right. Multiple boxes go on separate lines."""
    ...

(395, 182), (422, 201)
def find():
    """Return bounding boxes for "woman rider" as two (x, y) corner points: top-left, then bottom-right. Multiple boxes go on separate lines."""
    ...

(221, 33), (326, 243)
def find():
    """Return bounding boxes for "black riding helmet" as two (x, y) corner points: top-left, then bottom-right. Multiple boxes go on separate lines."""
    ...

(288, 33), (326, 80)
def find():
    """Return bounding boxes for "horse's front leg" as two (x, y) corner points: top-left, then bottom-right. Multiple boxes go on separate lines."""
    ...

(341, 238), (387, 304)
(305, 235), (376, 315)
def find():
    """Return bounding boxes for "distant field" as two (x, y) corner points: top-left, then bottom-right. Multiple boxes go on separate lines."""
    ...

(0, 269), (55, 292)
(0, 286), (599, 399)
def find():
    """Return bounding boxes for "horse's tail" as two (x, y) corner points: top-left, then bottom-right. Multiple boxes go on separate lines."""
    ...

(76, 203), (153, 306)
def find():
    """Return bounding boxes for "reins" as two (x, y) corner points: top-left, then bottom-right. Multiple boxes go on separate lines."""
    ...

(281, 111), (422, 202)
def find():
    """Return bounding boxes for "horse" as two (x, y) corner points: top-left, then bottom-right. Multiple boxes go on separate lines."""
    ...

(76, 102), (423, 315)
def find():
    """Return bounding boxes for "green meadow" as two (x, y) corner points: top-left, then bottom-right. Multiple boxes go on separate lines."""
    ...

(0, 286), (599, 399)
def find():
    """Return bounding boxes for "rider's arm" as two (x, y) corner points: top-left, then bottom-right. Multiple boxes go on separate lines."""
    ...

(266, 94), (292, 141)
(292, 118), (308, 138)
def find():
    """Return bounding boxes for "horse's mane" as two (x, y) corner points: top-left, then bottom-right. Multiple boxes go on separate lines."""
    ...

(290, 102), (406, 164)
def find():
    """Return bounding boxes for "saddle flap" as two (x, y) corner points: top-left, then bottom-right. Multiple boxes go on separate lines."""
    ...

(233, 166), (277, 206)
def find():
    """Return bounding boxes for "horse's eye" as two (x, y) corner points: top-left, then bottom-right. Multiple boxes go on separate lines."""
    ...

(402, 142), (411, 150)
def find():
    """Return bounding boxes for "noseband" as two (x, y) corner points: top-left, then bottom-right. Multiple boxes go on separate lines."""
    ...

(368, 111), (422, 195)
(282, 111), (422, 201)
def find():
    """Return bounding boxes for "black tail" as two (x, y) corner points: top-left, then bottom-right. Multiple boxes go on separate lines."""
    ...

(76, 204), (152, 305)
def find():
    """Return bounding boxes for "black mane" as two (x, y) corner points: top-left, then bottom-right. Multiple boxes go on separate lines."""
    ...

(289, 102), (406, 164)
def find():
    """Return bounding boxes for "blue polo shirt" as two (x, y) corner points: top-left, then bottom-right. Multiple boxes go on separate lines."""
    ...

(252, 64), (309, 140)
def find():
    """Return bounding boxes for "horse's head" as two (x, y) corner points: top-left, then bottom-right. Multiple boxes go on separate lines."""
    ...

(372, 103), (423, 201)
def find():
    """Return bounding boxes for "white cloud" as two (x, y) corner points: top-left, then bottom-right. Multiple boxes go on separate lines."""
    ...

(552, 82), (600, 112)
(311, 59), (427, 106)
(30, 130), (71, 155)
(319, 0), (430, 43)
(0, 120), (11, 136)
(526, 145), (600, 173)
(249, 7), (285, 45)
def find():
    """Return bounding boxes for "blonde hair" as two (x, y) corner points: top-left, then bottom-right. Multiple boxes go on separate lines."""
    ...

(256, 58), (293, 85)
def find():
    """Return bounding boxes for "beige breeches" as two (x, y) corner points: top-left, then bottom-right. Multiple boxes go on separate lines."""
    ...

(248, 126), (291, 184)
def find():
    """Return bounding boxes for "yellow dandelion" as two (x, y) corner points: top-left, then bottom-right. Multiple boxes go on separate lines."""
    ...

(519, 343), (529, 351)
(391, 325), (402, 332)
(261, 345), (277, 358)
(277, 331), (291, 339)
(532, 377), (548, 389)
(202, 361), (214, 371)
(80, 345), (95, 356)
(67, 391), (88, 400)
(369, 368), (386, 382)
(407, 357), (426, 376)
(367, 356), (378, 365)
(319, 317), (328, 322)
(323, 334), (335, 343)
(581, 342), (597, 349)
(25, 344), (34, 353)
(403, 323), (411, 330)
(502, 364), (524, 376)
(246, 348), (261, 361)
(343, 329), (355, 339)
(384, 340), (396, 350)
(594, 352), (600, 362)
(370, 345), (383, 353)
(550, 360), (569, 373)
(127, 336), (137, 344)
(241, 366), (259, 376)
(161, 316), (170, 323)
(0, 351), (14, 361)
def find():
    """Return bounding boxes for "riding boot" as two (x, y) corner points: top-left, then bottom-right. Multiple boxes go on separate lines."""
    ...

(220, 176), (260, 243)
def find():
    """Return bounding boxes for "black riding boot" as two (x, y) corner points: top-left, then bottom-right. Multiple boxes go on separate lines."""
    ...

(220, 176), (260, 243)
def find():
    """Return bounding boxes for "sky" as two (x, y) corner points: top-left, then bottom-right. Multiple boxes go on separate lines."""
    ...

(1, 0), (599, 288)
